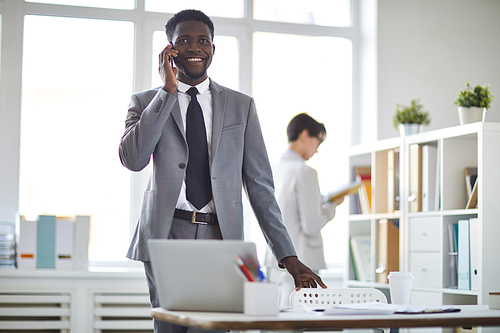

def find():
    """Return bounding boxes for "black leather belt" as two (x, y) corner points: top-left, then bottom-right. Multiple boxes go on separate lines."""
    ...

(174, 209), (218, 225)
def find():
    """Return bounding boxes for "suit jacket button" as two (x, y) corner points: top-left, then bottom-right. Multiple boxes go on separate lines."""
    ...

(179, 163), (186, 169)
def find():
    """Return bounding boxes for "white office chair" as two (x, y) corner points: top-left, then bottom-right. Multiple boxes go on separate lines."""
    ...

(289, 288), (390, 333)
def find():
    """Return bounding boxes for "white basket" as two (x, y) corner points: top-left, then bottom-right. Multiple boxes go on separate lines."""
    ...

(289, 288), (387, 308)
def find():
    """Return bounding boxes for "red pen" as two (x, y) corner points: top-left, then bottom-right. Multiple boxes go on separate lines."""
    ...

(236, 255), (255, 282)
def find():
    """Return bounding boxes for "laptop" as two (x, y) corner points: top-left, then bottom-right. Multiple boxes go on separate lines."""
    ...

(147, 239), (259, 312)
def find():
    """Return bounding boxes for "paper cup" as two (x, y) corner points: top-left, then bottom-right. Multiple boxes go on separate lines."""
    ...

(244, 282), (279, 316)
(489, 292), (500, 310)
(388, 271), (413, 305)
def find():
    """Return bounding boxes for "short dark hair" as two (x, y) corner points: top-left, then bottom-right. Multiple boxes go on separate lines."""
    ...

(287, 113), (327, 143)
(165, 9), (215, 43)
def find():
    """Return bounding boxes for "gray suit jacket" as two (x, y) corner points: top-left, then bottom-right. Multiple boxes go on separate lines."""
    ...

(119, 79), (296, 263)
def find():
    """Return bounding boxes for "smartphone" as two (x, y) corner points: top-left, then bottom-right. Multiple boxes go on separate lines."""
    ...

(169, 44), (175, 69)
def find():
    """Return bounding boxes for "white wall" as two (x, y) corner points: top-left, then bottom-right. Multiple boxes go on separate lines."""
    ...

(377, 0), (500, 140)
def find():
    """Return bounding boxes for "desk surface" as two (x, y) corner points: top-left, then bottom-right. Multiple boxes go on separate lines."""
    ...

(151, 305), (500, 330)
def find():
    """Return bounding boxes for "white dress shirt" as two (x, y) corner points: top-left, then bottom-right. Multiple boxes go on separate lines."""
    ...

(175, 78), (215, 213)
(269, 149), (337, 270)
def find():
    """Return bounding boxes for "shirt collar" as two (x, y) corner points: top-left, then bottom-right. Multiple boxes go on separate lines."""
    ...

(178, 77), (210, 94)
(283, 149), (305, 161)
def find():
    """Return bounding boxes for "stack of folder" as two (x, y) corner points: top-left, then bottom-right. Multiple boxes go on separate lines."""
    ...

(16, 214), (90, 270)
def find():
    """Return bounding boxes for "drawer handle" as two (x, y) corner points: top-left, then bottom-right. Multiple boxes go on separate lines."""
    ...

(421, 268), (427, 272)
(422, 232), (427, 237)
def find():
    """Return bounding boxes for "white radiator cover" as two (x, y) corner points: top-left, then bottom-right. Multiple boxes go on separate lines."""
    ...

(0, 269), (152, 332)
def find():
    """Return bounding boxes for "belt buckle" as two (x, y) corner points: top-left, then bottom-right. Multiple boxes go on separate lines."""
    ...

(191, 211), (207, 225)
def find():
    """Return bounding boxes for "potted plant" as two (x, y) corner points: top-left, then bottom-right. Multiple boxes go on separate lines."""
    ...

(393, 98), (431, 136)
(454, 81), (494, 125)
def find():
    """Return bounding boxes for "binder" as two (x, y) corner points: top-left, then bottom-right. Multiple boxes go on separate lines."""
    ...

(16, 216), (38, 269)
(55, 217), (75, 269)
(469, 218), (479, 290)
(447, 222), (458, 288)
(387, 149), (400, 212)
(376, 219), (399, 283)
(74, 215), (90, 269)
(409, 144), (422, 212)
(421, 144), (437, 212)
(36, 215), (57, 269)
(457, 219), (470, 290)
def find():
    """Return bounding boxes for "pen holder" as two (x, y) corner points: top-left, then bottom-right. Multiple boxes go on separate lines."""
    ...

(244, 282), (279, 316)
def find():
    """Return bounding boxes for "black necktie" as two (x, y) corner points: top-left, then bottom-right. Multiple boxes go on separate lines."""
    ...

(185, 87), (212, 210)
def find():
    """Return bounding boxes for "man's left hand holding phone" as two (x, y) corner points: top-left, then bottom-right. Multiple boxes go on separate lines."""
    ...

(159, 44), (178, 95)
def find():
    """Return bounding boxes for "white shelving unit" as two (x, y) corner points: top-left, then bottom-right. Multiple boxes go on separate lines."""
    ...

(345, 122), (500, 333)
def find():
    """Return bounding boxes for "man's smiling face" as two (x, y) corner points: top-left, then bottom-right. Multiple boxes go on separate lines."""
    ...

(172, 20), (215, 86)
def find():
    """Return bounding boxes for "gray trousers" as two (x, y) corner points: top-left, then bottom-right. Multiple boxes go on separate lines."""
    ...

(143, 216), (226, 333)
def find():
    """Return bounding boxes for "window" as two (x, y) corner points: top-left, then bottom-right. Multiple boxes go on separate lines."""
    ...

(2, 1), (357, 267)
(25, 0), (134, 10)
(145, 0), (244, 18)
(20, 15), (134, 261)
(254, 0), (351, 27)
(251, 32), (352, 263)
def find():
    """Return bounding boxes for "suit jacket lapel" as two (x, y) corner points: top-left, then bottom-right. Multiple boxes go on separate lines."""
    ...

(170, 91), (186, 139)
(210, 79), (226, 162)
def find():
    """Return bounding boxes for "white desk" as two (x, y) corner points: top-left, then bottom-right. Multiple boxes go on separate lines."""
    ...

(151, 305), (500, 331)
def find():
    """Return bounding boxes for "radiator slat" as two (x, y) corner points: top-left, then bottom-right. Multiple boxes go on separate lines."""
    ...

(93, 292), (153, 331)
(0, 307), (71, 316)
(0, 321), (71, 330)
(94, 307), (151, 317)
(0, 294), (71, 303)
(94, 320), (153, 330)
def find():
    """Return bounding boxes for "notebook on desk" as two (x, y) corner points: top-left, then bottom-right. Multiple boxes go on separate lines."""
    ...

(147, 239), (259, 312)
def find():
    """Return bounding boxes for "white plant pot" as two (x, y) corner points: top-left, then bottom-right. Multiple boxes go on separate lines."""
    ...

(399, 123), (421, 136)
(458, 106), (486, 125)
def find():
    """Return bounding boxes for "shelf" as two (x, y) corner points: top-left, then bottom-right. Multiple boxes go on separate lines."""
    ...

(346, 280), (390, 289)
(0, 267), (145, 280)
(346, 122), (500, 317)
(349, 212), (400, 221)
(412, 287), (479, 296)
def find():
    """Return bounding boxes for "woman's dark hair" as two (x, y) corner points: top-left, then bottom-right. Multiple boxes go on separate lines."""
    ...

(286, 113), (326, 143)
(165, 9), (215, 43)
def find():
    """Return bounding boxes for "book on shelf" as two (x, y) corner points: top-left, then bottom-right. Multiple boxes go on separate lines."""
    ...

(465, 178), (478, 209)
(409, 144), (423, 212)
(387, 149), (400, 213)
(350, 234), (371, 282)
(375, 219), (399, 283)
(323, 181), (362, 204)
(464, 167), (478, 202)
(353, 166), (371, 214)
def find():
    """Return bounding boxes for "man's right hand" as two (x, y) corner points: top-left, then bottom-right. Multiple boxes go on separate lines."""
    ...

(159, 44), (178, 95)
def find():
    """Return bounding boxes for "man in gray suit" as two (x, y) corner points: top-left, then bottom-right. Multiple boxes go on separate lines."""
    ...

(119, 9), (326, 333)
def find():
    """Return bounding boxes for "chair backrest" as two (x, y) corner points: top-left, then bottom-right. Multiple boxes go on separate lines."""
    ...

(289, 288), (387, 308)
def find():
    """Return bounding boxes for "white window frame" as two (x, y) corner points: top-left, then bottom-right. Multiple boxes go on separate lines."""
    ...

(0, 0), (367, 268)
